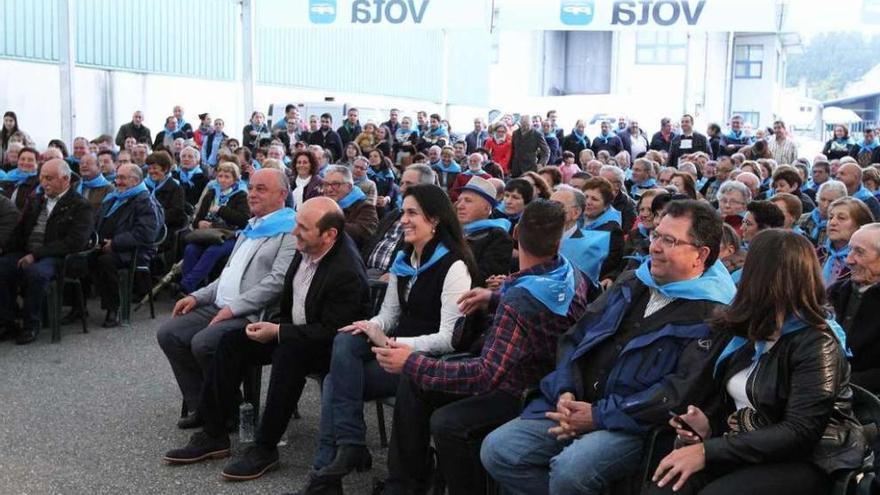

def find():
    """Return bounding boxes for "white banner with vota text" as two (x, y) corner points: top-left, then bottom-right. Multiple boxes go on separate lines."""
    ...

(259, 0), (491, 29)
(496, 0), (780, 32)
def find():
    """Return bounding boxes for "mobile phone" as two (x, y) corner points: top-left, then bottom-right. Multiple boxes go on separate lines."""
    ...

(668, 411), (702, 440)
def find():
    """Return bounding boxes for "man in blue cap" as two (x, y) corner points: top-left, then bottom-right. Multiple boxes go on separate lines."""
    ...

(456, 175), (514, 287)
(481, 199), (736, 495)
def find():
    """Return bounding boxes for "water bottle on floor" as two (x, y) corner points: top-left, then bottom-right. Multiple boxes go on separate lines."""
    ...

(239, 403), (255, 443)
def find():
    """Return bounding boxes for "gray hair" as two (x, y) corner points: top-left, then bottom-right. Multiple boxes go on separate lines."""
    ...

(555, 184), (586, 216)
(678, 162), (698, 177)
(718, 180), (751, 203)
(857, 223), (880, 253)
(633, 158), (656, 178)
(325, 165), (353, 185)
(406, 163), (436, 185)
(182, 145), (201, 162)
(599, 165), (626, 186)
(119, 163), (144, 181)
(352, 156), (369, 168)
(267, 167), (290, 192)
(817, 179), (847, 200)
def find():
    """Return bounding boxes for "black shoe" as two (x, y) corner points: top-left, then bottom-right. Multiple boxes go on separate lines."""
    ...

(163, 431), (230, 464)
(61, 308), (88, 325)
(102, 309), (120, 328)
(221, 443), (279, 481)
(288, 471), (344, 495)
(316, 444), (372, 478)
(177, 412), (203, 430)
(15, 327), (39, 345)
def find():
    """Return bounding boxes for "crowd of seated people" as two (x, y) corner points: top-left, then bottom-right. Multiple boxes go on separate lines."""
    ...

(5, 106), (880, 495)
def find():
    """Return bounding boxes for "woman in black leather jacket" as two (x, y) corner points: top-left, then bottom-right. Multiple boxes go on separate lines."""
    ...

(649, 229), (865, 495)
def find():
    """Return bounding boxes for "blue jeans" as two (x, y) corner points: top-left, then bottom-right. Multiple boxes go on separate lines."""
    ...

(313, 332), (400, 469)
(180, 238), (235, 293)
(0, 253), (58, 330)
(481, 417), (645, 495)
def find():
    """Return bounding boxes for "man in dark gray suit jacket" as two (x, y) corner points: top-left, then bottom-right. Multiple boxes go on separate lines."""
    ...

(157, 168), (297, 427)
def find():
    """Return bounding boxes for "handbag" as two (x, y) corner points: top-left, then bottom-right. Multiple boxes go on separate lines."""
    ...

(184, 227), (234, 246)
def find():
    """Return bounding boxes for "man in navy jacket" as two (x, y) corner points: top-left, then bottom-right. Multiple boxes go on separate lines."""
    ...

(481, 200), (735, 495)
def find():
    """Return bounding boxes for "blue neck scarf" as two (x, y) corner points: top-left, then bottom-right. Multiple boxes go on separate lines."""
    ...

(338, 186), (367, 210)
(211, 181), (244, 206)
(583, 207), (622, 230)
(77, 174), (111, 195)
(808, 208), (826, 242)
(631, 178), (657, 195)
(858, 140), (879, 154)
(433, 160), (461, 174)
(560, 229), (611, 285)
(145, 176), (177, 197)
(178, 166), (203, 187)
(175, 118), (188, 133)
(853, 185), (873, 202)
(4, 168), (36, 186)
(725, 129), (744, 141)
(389, 243), (450, 279)
(821, 239), (850, 284)
(367, 166), (395, 183)
(102, 182), (148, 218)
(501, 256), (576, 316)
(240, 208), (296, 239)
(596, 133), (612, 144)
(635, 258), (737, 305)
(104, 172), (116, 181)
(463, 218), (511, 235)
(572, 130), (587, 148)
(462, 168), (486, 176)
(715, 316), (850, 377)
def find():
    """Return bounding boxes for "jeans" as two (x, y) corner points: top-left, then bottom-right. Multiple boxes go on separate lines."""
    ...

(180, 239), (235, 294)
(314, 332), (400, 469)
(481, 417), (644, 495)
(385, 375), (521, 495)
(0, 253), (58, 329)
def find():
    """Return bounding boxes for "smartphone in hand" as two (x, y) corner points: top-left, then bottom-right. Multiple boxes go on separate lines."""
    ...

(669, 411), (703, 442)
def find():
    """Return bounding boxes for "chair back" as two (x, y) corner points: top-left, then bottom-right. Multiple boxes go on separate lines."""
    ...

(851, 384), (880, 445)
(368, 279), (388, 317)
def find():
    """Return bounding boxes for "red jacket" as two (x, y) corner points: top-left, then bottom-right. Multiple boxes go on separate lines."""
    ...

(450, 170), (492, 202)
(486, 138), (513, 174)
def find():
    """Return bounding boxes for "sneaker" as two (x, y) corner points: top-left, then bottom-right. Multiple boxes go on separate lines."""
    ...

(163, 431), (230, 464)
(220, 443), (279, 481)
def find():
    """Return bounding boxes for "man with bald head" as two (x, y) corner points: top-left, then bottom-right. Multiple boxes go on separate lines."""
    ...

(116, 110), (152, 147)
(89, 163), (162, 327)
(164, 196), (371, 483)
(735, 171), (761, 203)
(158, 168), (297, 425)
(837, 161), (880, 220)
(0, 159), (93, 343)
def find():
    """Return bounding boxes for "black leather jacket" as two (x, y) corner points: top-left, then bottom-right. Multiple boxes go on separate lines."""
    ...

(704, 327), (865, 474)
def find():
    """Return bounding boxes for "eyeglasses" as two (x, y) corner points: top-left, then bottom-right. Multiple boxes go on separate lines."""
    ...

(323, 181), (349, 188)
(742, 218), (756, 228)
(649, 230), (701, 249)
(719, 197), (745, 206)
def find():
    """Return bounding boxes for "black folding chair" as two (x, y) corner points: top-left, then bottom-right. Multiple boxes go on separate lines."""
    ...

(46, 232), (98, 342)
(119, 224), (167, 325)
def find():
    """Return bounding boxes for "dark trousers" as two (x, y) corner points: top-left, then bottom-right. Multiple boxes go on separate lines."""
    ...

(180, 239), (235, 293)
(198, 328), (332, 447)
(643, 460), (830, 495)
(386, 375), (521, 495)
(0, 253), (58, 329)
(89, 251), (124, 311)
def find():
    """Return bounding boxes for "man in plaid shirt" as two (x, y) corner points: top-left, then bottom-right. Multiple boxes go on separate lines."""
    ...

(373, 200), (590, 495)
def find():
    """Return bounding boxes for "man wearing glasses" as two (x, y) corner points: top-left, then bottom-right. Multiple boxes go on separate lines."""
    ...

(482, 200), (736, 494)
(321, 165), (377, 249)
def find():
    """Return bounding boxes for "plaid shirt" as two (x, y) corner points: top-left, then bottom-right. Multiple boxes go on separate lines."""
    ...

(403, 258), (590, 397)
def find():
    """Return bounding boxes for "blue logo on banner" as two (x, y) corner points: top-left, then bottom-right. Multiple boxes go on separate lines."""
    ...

(310, 0), (337, 24)
(560, 0), (595, 26)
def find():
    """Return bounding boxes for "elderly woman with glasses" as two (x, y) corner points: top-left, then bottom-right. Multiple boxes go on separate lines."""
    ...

(717, 180), (751, 236)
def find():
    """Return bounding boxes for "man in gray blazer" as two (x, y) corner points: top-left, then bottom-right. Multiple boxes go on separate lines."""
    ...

(157, 169), (297, 427)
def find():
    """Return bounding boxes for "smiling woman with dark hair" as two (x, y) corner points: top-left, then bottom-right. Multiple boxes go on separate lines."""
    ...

(649, 229), (864, 495)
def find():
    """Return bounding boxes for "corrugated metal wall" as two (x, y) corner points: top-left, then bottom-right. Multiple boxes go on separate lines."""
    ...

(0, 0), (489, 105)
(0, 0), (236, 78)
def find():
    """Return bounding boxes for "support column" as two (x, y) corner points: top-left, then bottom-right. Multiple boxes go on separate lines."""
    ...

(241, 0), (256, 116)
(58, 0), (76, 144)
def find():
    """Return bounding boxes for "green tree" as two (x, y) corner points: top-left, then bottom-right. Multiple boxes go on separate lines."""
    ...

(786, 32), (880, 101)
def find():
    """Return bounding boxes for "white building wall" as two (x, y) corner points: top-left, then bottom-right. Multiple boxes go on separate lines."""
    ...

(729, 34), (783, 129)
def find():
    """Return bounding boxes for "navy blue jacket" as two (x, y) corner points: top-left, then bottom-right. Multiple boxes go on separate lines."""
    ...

(96, 189), (162, 266)
(523, 270), (728, 433)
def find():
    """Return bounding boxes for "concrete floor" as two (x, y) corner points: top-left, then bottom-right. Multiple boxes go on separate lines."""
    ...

(0, 299), (389, 495)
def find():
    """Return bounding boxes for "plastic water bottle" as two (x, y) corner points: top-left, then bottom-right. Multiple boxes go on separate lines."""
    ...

(239, 403), (255, 443)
